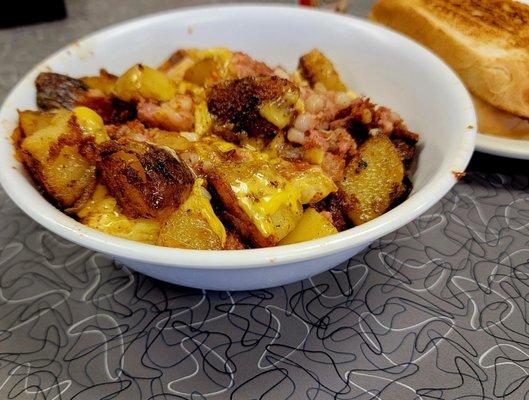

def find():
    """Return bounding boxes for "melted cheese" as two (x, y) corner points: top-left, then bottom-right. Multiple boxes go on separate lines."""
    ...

(77, 185), (160, 244)
(224, 159), (336, 240)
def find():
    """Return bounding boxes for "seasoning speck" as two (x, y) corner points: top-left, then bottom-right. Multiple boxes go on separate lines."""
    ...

(452, 171), (467, 180)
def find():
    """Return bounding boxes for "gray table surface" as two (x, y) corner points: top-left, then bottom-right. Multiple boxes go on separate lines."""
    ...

(1, 1), (528, 399)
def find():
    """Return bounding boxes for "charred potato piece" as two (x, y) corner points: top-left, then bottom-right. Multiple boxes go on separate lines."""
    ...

(20, 110), (97, 208)
(18, 110), (55, 136)
(158, 179), (226, 250)
(208, 160), (302, 247)
(208, 159), (336, 247)
(299, 49), (346, 92)
(339, 134), (405, 225)
(207, 76), (299, 138)
(34, 72), (133, 124)
(97, 140), (194, 219)
(36, 72), (89, 110)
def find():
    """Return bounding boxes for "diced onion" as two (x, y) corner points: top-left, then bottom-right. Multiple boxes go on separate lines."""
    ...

(287, 128), (306, 144)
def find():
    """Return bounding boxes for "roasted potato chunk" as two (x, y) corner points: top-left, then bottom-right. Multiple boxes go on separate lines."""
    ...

(279, 208), (338, 245)
(209, 159), (336, 247)
(158, 179), (226, 250)
(18, 110), (55, 136)
(36, 73), (89, 110)
(114, 64), (177, 102)
(299, 49), (346, 92)
(20, 110), (97, 208)
(339, 134), (405, 225)
(35, 72), (134, 124)
(97, 140), (194, 219)
(136, 94), (195, 132)
(78, 184), (160, 244)
(81, 69), (117, 97)
(159, 47), (234, 84)
(207, 76), (300, 138)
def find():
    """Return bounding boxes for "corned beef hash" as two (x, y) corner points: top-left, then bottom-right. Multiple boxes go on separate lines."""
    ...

(12, 48), (419, 250)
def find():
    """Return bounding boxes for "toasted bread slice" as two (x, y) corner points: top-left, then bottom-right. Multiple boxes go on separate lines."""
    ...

(370, 0), (529, 118)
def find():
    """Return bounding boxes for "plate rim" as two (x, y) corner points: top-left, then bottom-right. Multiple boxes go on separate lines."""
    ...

(476, 132), (529, 160)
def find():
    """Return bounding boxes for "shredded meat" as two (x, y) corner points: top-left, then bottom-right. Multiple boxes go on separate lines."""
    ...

(331, 97), (419, 143)
(137, 94), (194, 132)
(231, 52), (274, 78)
(106, 120), (150, 141)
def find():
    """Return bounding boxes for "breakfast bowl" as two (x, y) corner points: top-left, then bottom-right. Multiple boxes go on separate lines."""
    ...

(0, 5), (475, 291)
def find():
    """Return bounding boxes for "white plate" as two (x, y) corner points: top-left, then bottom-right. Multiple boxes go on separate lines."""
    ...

(476, 0), (529, 159)
(476, 133), (529, 159)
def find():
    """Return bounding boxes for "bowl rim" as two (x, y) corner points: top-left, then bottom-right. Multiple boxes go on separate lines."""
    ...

(0, 3), (476, 269)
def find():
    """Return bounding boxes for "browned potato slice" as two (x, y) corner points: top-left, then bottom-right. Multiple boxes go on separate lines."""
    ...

(299, 49), (346, 92)
(207, 76), (299, 138)
(339, 134), (405, 225)
(81, 69), (117, 96)
(20, 110), (97, 208)
(36, 72), (89, 110)
(97, 140), (194, 219)
(34, 72), (134, 125)
(18, 110), (55, 136)
(208, 160), (301, 247)
(26, 147), (96, 208)
(208, 158), (336, 247)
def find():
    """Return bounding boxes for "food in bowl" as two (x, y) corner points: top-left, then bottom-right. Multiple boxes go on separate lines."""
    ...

(12, 47), (419, 250)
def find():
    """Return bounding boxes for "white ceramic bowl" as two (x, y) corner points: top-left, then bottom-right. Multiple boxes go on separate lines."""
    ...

(0, 5), (475, 290)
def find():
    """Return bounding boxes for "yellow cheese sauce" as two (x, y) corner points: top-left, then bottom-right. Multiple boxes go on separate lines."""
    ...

(224, 158), (336, 240)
